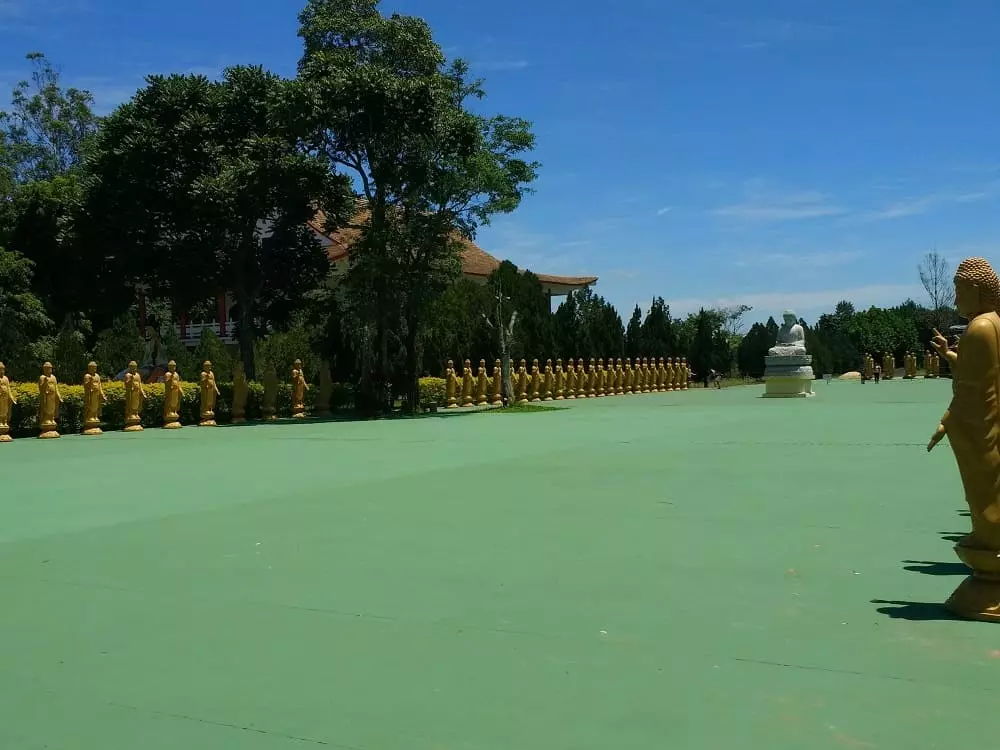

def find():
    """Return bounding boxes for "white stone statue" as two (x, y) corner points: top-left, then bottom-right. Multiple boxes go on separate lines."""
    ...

(763, 309), (814, 398)
(768, 311), (807, 356)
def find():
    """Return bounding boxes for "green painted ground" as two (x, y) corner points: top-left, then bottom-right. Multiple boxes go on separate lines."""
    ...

(0, 379), (993, 749)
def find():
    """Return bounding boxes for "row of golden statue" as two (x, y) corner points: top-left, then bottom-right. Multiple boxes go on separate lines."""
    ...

(861, 351), (941, 380)
(0, 357), (330, 441)
(445, 356), (691, 407)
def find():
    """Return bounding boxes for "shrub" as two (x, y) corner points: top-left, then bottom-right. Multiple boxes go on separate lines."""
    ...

(92, 313), (147, 379)
(5, 378), (355, 438)
(193, 328), (234, 382)
(418, 377), (447, 406)
(255, 326), (318, 381)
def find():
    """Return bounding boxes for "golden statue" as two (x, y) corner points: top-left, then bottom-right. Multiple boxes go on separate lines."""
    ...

(933, 352), (941, 377)
(543, 359), (554, 401)
(681, 357), (690, 389)
(926, 257), (1000, 621)
(614, 358), (623, 394)
(624, 358), (633, 393)
(199, 360), (221, 426)
(231, 361), (249, 423)
(668, 357), (678, 391)
(445, 360), (458, 408)
(565, 358), (576, 399)
(577, 359), (588, 398)
(315, 362), (333, 418)
(490, 359), (503, 406)
(291, 359), (309, 418)
(594, 358), (604, 396)
(587, 358), (596, 397)
(0, 362), (16, 442)
(460, 359), (475, 407)
(530, 358), (541, 402)
(37, 361), (63, 439)
(162, 359), (183, 429)
(476, 359), (489, 406)
(517, 359), (530, 404)
(82, 361), (108, 435)
(124, 360), (145, 432)
(554, 359), (565, 400)
(262, 365), (279, 421)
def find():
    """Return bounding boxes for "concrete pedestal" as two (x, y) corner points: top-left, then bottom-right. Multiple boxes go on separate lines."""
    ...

(763, 353), (815, 398)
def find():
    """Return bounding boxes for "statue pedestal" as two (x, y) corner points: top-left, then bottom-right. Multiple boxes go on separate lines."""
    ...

(763, 350), (814, 398)
(946, 542), (1000, 622)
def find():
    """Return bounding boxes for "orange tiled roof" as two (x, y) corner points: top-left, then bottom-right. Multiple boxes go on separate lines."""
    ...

(308, 205), (598, 289)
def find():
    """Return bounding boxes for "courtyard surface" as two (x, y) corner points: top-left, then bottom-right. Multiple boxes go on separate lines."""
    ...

(0, 378), (993, 748)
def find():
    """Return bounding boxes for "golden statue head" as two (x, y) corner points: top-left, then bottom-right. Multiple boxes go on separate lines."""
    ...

(42, 361), (53, 374)
(167, 360), (176, 371)
(203, 360), (212, 371)
(479, 359), (486, 369)
(494, 358), (501, 368)
(87, 361), (97, 374)
(546, 358), (553, 366)
(954, 257), (1000, 318)
(556, 358), (562, 367)
(128, 360), (138, 372)
(294, 358), (302, 367)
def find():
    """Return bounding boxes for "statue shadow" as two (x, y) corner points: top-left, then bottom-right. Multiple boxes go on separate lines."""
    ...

(871, 599), (960, 622)
(939, 532), (967, 544)
(902, 560), (968, 576)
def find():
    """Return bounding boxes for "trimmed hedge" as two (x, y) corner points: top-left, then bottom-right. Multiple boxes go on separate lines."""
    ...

(418, 377), (447, 407)
(5, 379), (354, 438)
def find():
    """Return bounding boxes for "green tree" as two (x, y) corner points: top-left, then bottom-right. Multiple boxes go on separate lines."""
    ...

(80, 66), (352, 379)
(0, 246), (52, 378)
(625, 305), (643, 359)
(736, 322), (771, 378)
(0, 52), (101, 184)
(640, 297), (675, 357)
(297, 0), (537, 411)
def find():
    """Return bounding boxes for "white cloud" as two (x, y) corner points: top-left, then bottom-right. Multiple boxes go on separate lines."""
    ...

(656, 206), (675, 216)
(667, 283), (924, 321)
(712, 189), (846, 222)
(475, 59), (530, 71)
(861, 185), (996, 221)
(732, 250), (864, 268)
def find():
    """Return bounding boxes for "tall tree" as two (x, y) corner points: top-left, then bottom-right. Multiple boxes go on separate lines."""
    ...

(297, 0), (537, 411)
(625, 304), (643, 359)
(640, 296), (675, 357)
(80, 67), (352, 377)
(918, 250), (955, 329)
(0, 246), (52, 378)
(0, 52), (101, 184)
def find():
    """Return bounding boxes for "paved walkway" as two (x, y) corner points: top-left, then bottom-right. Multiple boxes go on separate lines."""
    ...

(0, 379), (991, 749)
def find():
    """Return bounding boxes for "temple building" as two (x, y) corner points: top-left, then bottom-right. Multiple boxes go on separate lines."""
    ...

(158, 208), (598, 346)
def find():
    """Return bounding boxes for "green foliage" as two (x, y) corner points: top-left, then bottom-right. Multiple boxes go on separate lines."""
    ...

(28, 315), (92, 384)
(625, 305), (643, 359)
(640, 297), (676, 357)
(552, 287), (624, 361)
(92, 313), (147, 378)
(193, 328), (234, 382)
(254, 325), (318, 381)
(736, 322), (770, 379)
(79, 65), (353, 378)
(0, 245), (53, 378)
(4, 377), (355, 438)
(0, 52), (101, 184)
(158, 324), (199, 378)
(418, 376), (446, 406)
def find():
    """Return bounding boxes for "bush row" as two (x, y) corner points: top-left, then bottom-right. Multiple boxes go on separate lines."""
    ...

(5, 377), (454, 437)
(4, 379), (356, 438)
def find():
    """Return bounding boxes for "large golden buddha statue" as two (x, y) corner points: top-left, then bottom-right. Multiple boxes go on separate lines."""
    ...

(927, 257), (1000, 621)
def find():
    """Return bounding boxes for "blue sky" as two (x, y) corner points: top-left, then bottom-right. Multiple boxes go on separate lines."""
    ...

(2, 0), (998, 327)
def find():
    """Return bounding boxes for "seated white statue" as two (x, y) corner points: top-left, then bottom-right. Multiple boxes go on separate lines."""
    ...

(768, 311), (808, 356)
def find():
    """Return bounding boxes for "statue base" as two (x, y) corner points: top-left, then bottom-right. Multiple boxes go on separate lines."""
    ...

(83, 427), (103, 436)
(0, 433), (11, 442)
(124, 424), (143, 432)
(163, 421), (182, 429)
(945, 543), (1000, 622)
(199, 419), (217, 427)
(38, 430), (60, 439)
(292, 409), (307, 418)
(763, 353), (814, 398)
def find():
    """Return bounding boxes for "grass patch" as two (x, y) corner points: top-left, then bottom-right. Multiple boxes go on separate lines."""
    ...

(487, 402), (563, 414)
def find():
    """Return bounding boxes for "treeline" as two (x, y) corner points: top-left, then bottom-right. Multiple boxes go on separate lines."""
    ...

(737, 298), (962, 377)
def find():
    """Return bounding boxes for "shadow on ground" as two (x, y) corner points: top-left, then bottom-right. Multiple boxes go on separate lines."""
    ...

(872, 599), (960, 622)
(902, 560), (968, 576)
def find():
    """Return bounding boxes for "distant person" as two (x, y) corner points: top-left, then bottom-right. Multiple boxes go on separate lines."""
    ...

(873, 363), (881, 384)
